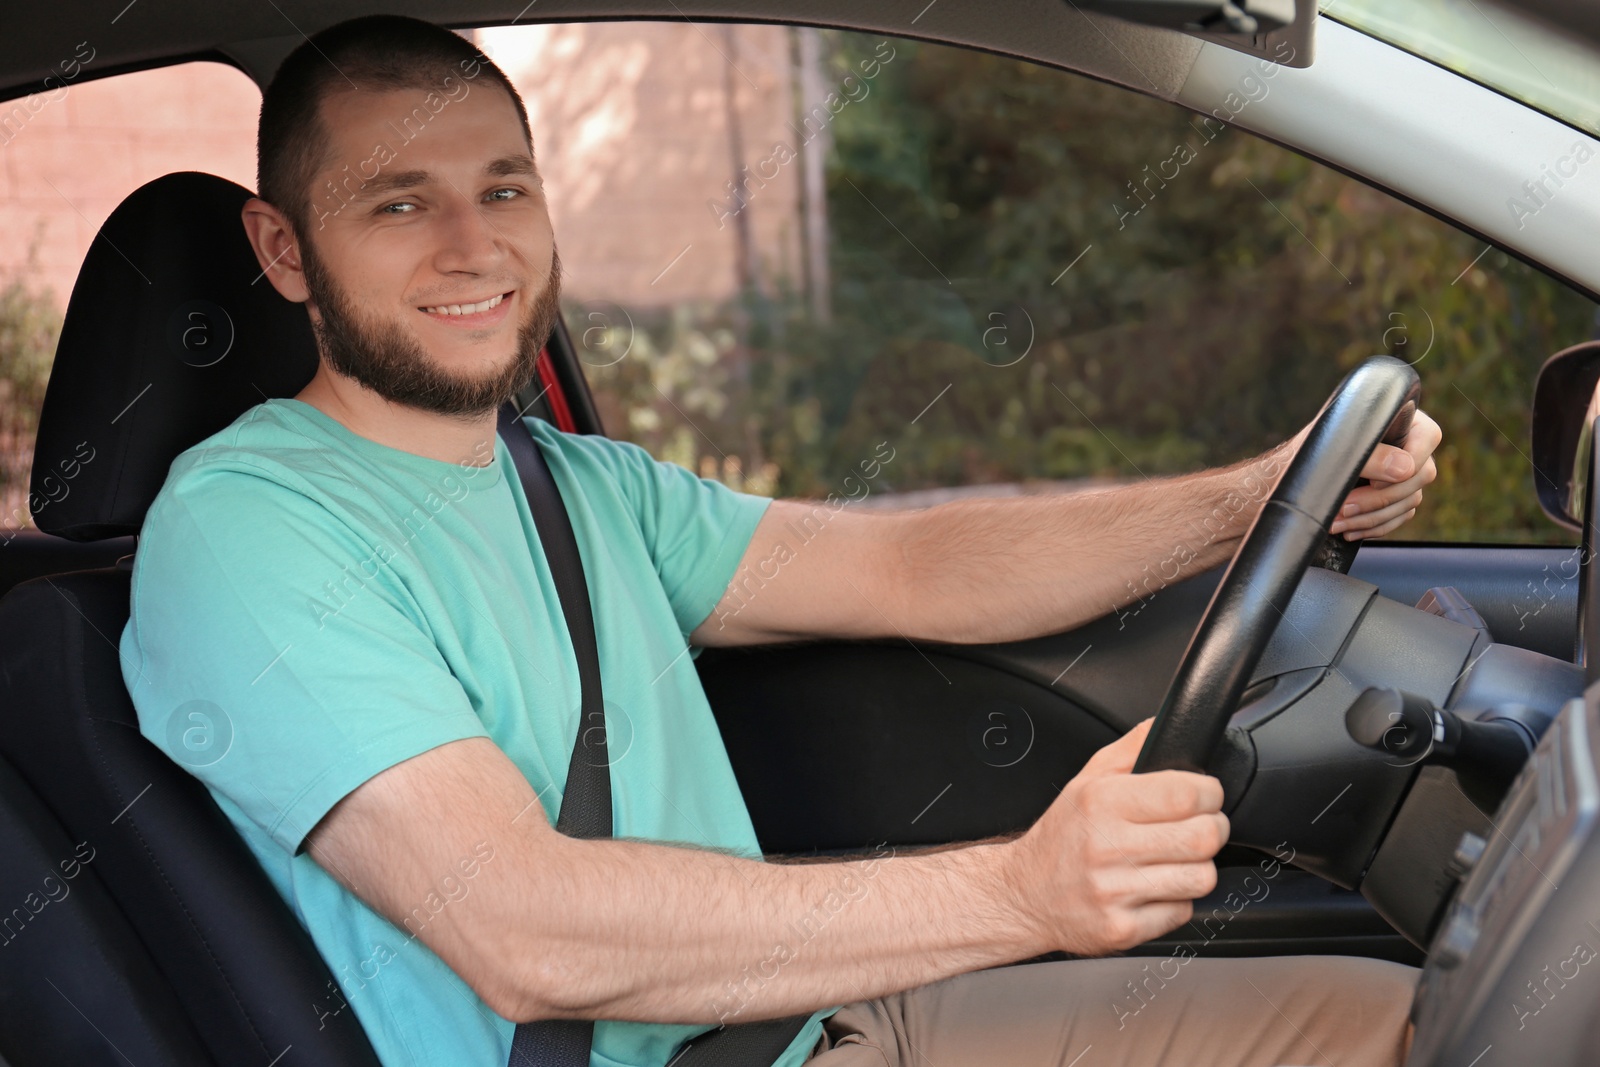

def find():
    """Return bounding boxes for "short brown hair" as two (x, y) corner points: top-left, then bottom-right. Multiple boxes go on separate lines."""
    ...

(257, 15), (532, 237)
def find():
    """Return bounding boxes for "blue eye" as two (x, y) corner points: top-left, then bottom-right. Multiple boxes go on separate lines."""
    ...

(487, 188), (520, 202)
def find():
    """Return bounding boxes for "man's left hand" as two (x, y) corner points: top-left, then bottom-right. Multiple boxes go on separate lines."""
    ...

(1328, 408), (1442, 541)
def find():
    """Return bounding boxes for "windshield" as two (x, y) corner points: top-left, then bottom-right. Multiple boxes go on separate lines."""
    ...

(1326, 0), (1600, 137)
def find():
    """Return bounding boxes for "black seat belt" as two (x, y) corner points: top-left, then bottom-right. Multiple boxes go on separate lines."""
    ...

(496, 404), (813, 1067)
(498, 403), (610, 1067)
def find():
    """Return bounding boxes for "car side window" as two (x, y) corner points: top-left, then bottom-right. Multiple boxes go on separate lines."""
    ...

(478, 23), (1596, 545)
(0, 60), (260, 527)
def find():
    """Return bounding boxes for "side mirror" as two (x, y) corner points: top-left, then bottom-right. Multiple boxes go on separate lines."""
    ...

(1532, 340), (1600, 531)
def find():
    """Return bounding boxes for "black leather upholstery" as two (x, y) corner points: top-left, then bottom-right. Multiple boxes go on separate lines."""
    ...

(0, 752), (212, 1066)
(30, 172), (319, 541)
(0, 171), (382, 1065)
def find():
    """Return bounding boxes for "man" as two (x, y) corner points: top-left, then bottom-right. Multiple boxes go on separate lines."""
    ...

(120, 15), (1441, 1067)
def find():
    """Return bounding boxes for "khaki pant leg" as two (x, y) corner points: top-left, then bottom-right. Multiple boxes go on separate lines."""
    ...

(807, 955), (1417, 1067)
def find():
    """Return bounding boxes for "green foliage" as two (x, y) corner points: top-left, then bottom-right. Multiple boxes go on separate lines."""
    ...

(589, 31), (1596, 543)
(0, 256), (60, 517)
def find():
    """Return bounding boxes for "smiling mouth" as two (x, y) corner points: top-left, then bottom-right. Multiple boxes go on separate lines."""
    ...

(419, 292), (510, 317)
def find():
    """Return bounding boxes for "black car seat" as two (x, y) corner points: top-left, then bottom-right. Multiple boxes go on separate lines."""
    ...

(0, 171), (380, 1067)
(0, 753), (215, 1065)
(0, 171), (581, 1067)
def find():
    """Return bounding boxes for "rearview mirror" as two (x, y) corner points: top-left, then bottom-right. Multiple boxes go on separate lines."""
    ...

(1531, 340), (1600, 530)
(1072, 0), (1314, 70)
(1078, 0), (1294, 34)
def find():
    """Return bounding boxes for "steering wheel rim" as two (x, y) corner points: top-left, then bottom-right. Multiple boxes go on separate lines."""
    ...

(1133, 355), (1422, 776)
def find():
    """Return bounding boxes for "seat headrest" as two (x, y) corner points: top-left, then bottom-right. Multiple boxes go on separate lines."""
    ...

(32, 172), (318, 541)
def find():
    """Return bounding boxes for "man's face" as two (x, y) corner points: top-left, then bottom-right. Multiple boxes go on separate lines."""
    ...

(296, 81), (560, 417)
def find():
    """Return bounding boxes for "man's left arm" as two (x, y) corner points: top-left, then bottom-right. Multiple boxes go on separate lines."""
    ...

(693, 412), (1440, 647)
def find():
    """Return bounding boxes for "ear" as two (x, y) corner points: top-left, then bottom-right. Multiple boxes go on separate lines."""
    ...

(241, 198), (310, 304)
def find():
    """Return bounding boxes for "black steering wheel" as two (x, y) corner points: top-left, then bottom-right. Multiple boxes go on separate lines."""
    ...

(1134, 355), (1422, 776)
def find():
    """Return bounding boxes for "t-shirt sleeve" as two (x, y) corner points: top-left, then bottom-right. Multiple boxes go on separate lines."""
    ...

(120, 460), (490, 856)
(539, 425), (771, 636)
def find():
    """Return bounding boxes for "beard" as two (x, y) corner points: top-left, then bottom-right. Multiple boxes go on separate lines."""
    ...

(300, 240), (563, 419)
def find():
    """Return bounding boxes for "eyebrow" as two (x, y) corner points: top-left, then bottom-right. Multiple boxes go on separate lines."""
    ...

(343, 155), (539, 205)
(485, 154), (538, 178)
(349, 169), (430, 201)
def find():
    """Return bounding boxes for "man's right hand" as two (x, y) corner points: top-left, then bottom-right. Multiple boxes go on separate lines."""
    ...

(1001, 718), (1228, 956)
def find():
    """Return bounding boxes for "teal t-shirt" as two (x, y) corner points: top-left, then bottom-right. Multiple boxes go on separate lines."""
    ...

(118, 398), (829, 1067)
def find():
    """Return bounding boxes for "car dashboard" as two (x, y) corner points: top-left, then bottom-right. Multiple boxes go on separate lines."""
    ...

(1409, 683), (1600, 1065)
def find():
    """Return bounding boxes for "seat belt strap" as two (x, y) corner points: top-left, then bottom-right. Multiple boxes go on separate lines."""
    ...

(496, 405), (612, 842)
(498, 404), (609, 1067)
(496, 406), (812, 1067)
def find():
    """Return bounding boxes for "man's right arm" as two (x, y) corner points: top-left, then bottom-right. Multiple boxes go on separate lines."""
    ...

(306, 718), (1226, 1025)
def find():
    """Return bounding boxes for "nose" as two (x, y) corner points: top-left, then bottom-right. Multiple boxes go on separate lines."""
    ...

(431, 189), (506, 276)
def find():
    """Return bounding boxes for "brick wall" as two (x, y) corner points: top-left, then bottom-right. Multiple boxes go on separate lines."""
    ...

(0, 61), (260, 306)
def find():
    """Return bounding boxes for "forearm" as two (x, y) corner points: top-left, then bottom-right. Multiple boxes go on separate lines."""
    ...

(896, 443), (1293, 643)
(500, 834), (1035, 1025)
(313, 733), (1223, 1035)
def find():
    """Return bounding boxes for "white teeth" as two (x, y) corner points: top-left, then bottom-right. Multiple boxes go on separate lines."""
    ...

(422, 293), (506, 316)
